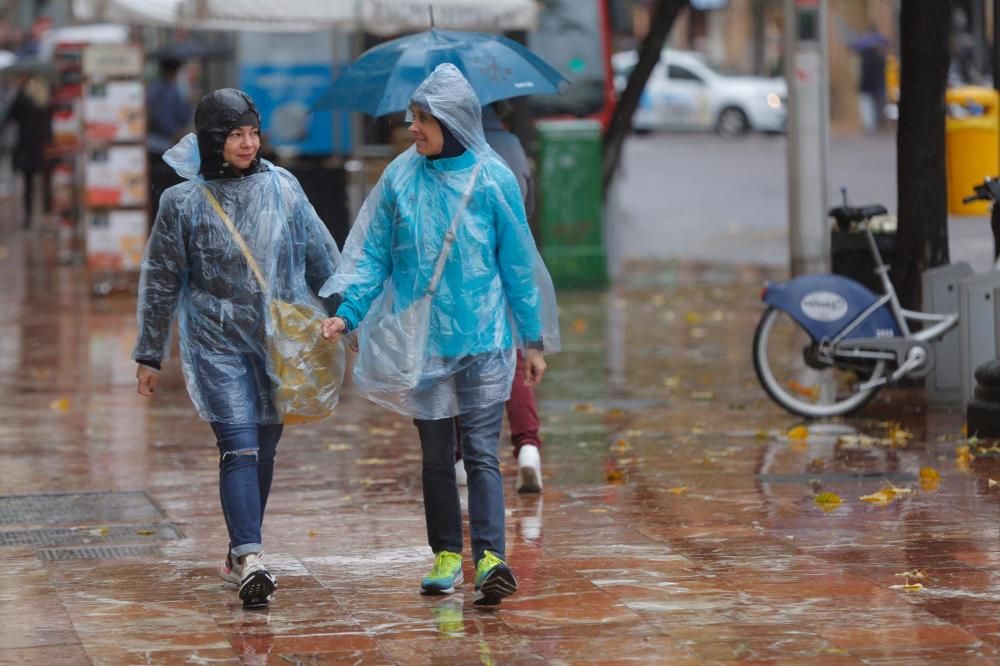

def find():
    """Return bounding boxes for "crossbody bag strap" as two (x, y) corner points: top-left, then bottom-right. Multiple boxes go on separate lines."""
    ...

(426, 163), (481, 296)
(200, 185), (270, 292)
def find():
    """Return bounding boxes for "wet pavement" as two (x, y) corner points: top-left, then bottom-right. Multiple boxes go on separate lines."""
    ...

(2, 219), (999, 665)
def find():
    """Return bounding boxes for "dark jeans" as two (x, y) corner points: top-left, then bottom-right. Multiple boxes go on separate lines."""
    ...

(211, 421), (283, 557)
(455, 351), (541, 461)
(415, 400), (505, 564)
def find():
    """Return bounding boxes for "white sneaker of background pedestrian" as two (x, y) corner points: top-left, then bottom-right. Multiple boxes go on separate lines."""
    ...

(516, 444), (543, 493)
(455, 459), (468, 486)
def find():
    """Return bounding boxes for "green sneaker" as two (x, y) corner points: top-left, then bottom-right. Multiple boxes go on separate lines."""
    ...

(473, 551), (517, 606)
(421, 551), (464, 595)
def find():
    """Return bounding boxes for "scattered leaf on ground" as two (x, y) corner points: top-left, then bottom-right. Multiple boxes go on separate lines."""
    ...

(308, 529), (319, 538)
(990, 479), (999, 488)
(615, 439), (632, 452)
(884, 421), (914, 445)
(49, 398), (70, 412)
(956, 444), (972, 470)
(788, 425), (809, 440)
(787, 380), (819, 401)
(690, 327), (707, 339)
(324, 443), (350, 452)
(606, 469), (628, 483)
(589, 508), (609, 513)
(87, 527), (109, 537)
(754, 430), (770, 440)
(685, 311), (703, 325)
(667, 486), (688, 495)
(572, 318), (587, 333)
(961, 423), (969, 437)
(919, 467), (941, 492)
(814, 492), (842, 511)
(889, 583), (925, 592)
(367, 427), (396, 437)
(356, 458), (389, 465)
(135, 529), (157, 536)
(689, 390), (715, 401)
(895, 569), (927, 580)
(573, 403), (600, 413)
(663, 376), (681, 389)
(860, 484), (913, 505)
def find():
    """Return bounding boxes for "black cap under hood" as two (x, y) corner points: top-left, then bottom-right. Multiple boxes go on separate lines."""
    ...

(194, 88), (265, 180)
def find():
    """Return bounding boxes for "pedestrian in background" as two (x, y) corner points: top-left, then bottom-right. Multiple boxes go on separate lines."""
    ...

(7, 73), (50, 228)
(133, 89), (341, 608)
(321, 64), (559, 606)
(848, 23), (889, 134)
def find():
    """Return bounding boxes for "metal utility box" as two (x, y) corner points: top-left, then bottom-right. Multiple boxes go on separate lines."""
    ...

(923, 262), (973, 404)
(958, 271), (1000, 406)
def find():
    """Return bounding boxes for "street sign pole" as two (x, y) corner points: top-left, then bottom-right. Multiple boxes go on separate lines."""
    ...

(784, 0), (831, 276)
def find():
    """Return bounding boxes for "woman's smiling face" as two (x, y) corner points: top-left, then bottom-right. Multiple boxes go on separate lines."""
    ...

(222, 125), (260, 170)
(408, 106), (444, 156)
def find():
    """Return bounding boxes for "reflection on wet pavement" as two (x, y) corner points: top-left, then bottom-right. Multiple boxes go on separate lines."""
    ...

(2, 224), (997, 664)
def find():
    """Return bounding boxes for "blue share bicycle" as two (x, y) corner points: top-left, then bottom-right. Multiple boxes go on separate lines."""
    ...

(753, 191), (969, 419)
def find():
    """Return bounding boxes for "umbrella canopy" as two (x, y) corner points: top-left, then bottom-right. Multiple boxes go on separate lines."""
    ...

(313, 29), (566, 116)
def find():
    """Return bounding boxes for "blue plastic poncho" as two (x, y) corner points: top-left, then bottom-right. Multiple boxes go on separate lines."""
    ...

(133, 132), (344, 424)
(321, 64), (560, 420)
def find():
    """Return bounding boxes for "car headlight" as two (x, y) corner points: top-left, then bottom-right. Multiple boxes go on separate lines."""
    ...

(766, 93), (782, 109)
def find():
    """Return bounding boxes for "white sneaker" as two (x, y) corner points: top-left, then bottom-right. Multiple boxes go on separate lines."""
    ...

(238, 553), (276, 608)
(455, 459), (468, 486)
(516, 444), (543, 493)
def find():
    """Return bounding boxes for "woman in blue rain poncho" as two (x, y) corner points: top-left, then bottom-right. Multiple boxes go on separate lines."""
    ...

(320, 64), (560, 606)
(132, 89), (343, 608)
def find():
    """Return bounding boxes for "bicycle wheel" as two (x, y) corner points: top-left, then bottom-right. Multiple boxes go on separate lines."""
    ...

(753, 306), (886, 418)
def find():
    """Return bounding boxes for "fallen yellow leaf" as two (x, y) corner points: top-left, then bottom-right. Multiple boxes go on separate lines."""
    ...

(787, 380), (820, 401)
(895, 569), (926, 580)
(589, 508), (609, 513)
(606, 469), (628, 483)
(689, 390), (715, 401)
(572, 318), (588, 333)
(308, 529), (319, 538)
(814, 492), (842, 511)
(134, 529), (157, 536)
(667, 486), (688, 495)
(573, 403), (596, 413)
(324, 443), (350, 451)
(889, 583), (924, 592)
(860, 484), (912, 504)
(885, 421), (914, 445)
(86, 527), (109, 537)
(685, 311), (703, 325)
(919, 467), (941, 492)
(754, 430), (770, 440)
(663, 376), (681, 389)
(615, 439), (632, 452)
(356, 458), (389, 465)
(990, 479), (999, 488)
(49, 398), (70, 412)
(788, 425), (809, 440)
(956, 444), (972, 470)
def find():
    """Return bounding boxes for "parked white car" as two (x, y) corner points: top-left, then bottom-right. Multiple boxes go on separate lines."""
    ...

(612, 49), (787, 136)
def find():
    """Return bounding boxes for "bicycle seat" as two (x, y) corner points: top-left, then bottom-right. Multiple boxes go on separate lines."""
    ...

(828, 204), (889, 231)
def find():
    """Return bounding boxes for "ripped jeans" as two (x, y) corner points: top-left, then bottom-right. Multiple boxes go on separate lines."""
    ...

(210, 422), (283, 557)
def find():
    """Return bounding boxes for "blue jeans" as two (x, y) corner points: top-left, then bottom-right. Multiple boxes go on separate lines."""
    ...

(211, 421), (283, 557)
(415, 400), (505, 564)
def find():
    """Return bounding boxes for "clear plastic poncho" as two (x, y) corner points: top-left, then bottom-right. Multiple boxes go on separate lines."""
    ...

(133, 133), (344, 424)
(321, 63), (560, 420)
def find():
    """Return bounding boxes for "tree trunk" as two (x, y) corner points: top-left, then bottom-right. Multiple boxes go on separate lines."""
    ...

(602, 0), (688, 194)
(892, 1), (951, 309)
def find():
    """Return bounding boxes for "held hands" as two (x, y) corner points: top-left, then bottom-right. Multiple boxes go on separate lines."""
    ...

(523, 348), (547, 386)
(322, 316), (346, 343)
(136, 365), (159, 397)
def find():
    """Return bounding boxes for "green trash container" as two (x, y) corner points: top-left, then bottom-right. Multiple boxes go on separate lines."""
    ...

(536, 119), (607, 289)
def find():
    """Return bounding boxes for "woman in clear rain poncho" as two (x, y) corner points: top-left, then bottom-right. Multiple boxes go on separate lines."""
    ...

(132, 89), (343, 608)
(321, 64), (560, 606)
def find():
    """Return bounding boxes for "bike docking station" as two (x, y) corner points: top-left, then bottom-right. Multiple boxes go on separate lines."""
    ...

(938, 177), (1000, 436)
